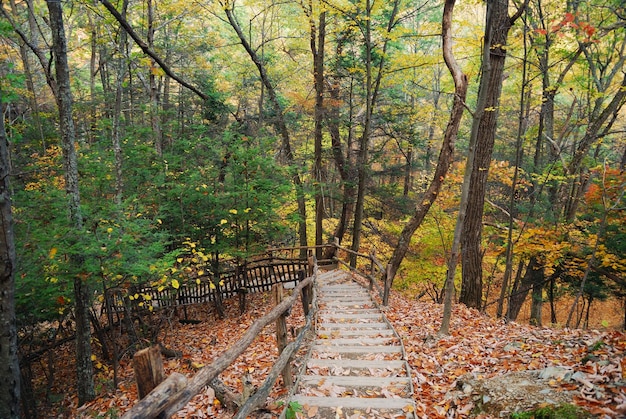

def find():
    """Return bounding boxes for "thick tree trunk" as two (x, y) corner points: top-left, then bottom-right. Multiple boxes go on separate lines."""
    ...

(460, 0), (519, 309)
(47, 0), (95, 405)
(0, 90), (21, 419)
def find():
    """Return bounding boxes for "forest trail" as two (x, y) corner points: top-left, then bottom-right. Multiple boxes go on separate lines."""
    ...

(288, 270), (416, 418)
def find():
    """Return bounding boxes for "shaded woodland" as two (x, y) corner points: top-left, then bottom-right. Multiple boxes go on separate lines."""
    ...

(0, 0), (624, 416)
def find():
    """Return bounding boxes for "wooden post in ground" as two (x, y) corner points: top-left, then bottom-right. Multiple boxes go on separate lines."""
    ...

(132, 346), (165, 400)
(272, 283), (293, 387)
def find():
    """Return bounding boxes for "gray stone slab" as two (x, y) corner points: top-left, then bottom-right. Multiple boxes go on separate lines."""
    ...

(306, 359), (408, 371)
(299, 375), (411, 388)
(290, 395), (415, 410)
(312, 344), (402, 354)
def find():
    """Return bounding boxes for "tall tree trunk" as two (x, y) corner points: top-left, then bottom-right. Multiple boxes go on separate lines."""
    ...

(0, 89), (21, 419)
(349, 0), (374, 267)
(497, 6), (530, 318)
(112, 0), (129, 205)
(310, 7), (326, 260)
(387, 0), (467, 308)
(350, 0), (401, 265)
(47, 0), (95, 405)
(147, 0), (163, 156)
(460, 0), (524, 309)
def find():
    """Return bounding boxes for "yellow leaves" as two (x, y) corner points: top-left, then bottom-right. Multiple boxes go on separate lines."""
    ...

(49, 247), (58, 260)
(209, 282), (216, 290)
(220, 219), (228, 225)
(171, 279), (180, 289)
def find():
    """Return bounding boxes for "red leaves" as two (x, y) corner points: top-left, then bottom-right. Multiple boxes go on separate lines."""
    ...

(535, 11), (598, 43)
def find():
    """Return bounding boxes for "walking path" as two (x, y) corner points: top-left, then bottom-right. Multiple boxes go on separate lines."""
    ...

(288, 269), (416, 418)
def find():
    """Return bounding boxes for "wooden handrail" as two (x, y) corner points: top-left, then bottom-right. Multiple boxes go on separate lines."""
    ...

(121, 273), (315, 419)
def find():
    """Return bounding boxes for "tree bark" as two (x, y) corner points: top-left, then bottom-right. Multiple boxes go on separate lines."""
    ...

(506, 257), (542, 322)
(47, 0), (95, 405)
(310, 6), (326, 260)
(387, 0), (468, 307)
(350, 0), (400, 266)
(460, 0), (524, 309)
(0, 89), (21, 419)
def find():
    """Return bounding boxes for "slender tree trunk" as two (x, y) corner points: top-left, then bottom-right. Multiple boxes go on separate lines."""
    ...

(434, 1), (469, 334)
(497, 7), (529, 318)
(460, 0), (524, 309)
(0, 89), (21, 419)
(310, 8), (326, 260)
(387, 0), (467, 308)
(350, 0), (401, 265)
(507, 257), (542, 321)
(47, 0), (95, 405)
(349, 0), (374, 267)
(112, 0), (129, 205)
(322, 74), (357, 260)
(147, 0), (163, 156)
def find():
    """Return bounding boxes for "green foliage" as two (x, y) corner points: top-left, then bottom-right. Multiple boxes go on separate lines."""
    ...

(156, 131), (292, 258)
(510, 403), (591, 419)
(283, 401), (303, 419)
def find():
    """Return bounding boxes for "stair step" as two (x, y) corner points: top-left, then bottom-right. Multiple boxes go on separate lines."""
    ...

(307, 358), (408, 371)
(312, 345), (402, 354)
(318, 322), (388, 329)
(315, 337), (398, 346)
(318, 313), (382, 320)
(290, 395), (415, 410)
(299, 375), (411, 387)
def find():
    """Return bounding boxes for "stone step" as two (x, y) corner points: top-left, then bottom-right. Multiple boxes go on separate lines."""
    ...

(290, 395), (415, 411)
(317, 322), (389, 330)
(319, 308), (380, 315)
(298, 375), (411, 388)
(311, 344), (403, 354)
(306, 358), (408, 371)
(315, 337), (398, 346)
(317, 328), (395, 337)
(318, 312), (383, 320)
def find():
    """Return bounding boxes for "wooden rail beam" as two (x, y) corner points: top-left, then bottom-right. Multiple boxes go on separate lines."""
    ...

(118, 276), (315, 418)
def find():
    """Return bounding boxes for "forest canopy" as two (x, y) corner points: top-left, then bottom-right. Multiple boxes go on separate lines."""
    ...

(0, 0), (624, 414)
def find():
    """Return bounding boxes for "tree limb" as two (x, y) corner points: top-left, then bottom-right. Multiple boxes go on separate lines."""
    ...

(98, 0), (207, 101)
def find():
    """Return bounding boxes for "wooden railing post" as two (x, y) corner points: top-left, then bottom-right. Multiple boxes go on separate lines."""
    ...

(299, 270), (311, 316)
(272, 284), (293, 387)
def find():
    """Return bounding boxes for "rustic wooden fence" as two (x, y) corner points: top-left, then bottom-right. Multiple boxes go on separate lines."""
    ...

(103, 245), (335, 322)
(120, 256), (319, 419)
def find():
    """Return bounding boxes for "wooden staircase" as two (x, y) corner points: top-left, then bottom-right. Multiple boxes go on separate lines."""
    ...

(287, 270), (416, 418)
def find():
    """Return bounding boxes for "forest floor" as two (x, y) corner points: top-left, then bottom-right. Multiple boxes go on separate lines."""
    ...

(32, 272), (625, 418)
